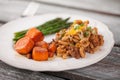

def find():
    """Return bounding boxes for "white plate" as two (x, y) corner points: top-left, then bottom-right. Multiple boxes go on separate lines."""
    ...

(0, 13), (114, 71)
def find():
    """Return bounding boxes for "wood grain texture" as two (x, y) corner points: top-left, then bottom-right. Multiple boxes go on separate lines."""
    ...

(0, 23), (3, 26)
(35, 0), (120, 16)
(0, 61), (65, 80)
(0, 0), (29, 22)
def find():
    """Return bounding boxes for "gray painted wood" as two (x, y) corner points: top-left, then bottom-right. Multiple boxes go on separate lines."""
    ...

(36, 0), (120, 16)
(0, 0), (29, 22)
(0, 23), (3, 26)
(0, 61), (65, 80)
(0, 0), (120, 80)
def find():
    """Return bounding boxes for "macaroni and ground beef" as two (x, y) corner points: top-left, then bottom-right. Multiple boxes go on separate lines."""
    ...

(53, 20), (104, 59)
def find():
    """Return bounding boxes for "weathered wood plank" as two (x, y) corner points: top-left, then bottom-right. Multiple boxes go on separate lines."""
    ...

(44, 71), (95, 80)
(0, 0), (29, 22)
(36, 0), (120, 16)
(0, 61), (65, 80)
(0, 23), (3, 26)
(44, 47), (120, 80)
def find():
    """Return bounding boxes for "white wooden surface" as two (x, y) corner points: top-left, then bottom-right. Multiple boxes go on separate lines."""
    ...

(0, 0), (29, 22)
(38, 0), (120, 15)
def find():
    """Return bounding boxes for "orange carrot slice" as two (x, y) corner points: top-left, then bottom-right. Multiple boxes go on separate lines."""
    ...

(14, 37), (34, 54)
(48, 42), (56, 53)
(26, 28), (44, 42)
(32, 47), (48, 61)
(48, 52), (54, 58)
(35, 41), (48, 48)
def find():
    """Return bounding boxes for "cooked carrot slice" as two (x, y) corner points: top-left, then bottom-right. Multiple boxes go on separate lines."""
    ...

(48, 42), (56, 53)
(48, 52), (54, 58)
(35, 41), (48, 48)
(32, 47), (48, 61)
(14, 37), (34, 55)
(25, 28), (44, 42)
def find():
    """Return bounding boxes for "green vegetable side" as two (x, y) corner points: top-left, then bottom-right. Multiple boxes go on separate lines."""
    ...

(13, 17), (72, 42)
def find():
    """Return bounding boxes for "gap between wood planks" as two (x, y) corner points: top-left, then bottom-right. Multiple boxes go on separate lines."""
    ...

(43, 71), (95, 80)
(114, 44), (120, 47)
(23, 0), (120, 17)
(0, 21), (6, 24)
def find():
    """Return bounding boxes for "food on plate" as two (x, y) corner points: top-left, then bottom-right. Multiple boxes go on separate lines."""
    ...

(14, 18), (104, 61)
(14, 28), (56, 61)
(53, 20), (104, 59)
(13, 18), (72, 42)
(14, 37), (34, 54)
(35, 41), (48, 48)
(26, 28), (44, 42)
(32, 47), (48, 61)
(48, 42), (56, 57)
(48, 52), (54, 58)
(26, 53), (32, 59)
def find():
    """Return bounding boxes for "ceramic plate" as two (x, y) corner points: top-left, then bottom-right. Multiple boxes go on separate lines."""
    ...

(0, 13), (114, 71)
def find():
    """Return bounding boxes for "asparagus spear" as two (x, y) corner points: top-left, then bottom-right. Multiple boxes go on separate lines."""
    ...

(40, 18), (70, 32)
(36, 18), (62, 30)
(14, 18), (62, 37)
(13, 17), (71, 42)
(43, 23), (72, 35)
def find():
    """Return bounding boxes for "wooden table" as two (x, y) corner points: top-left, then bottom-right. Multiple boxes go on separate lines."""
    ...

(0, 0), (120, 80)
